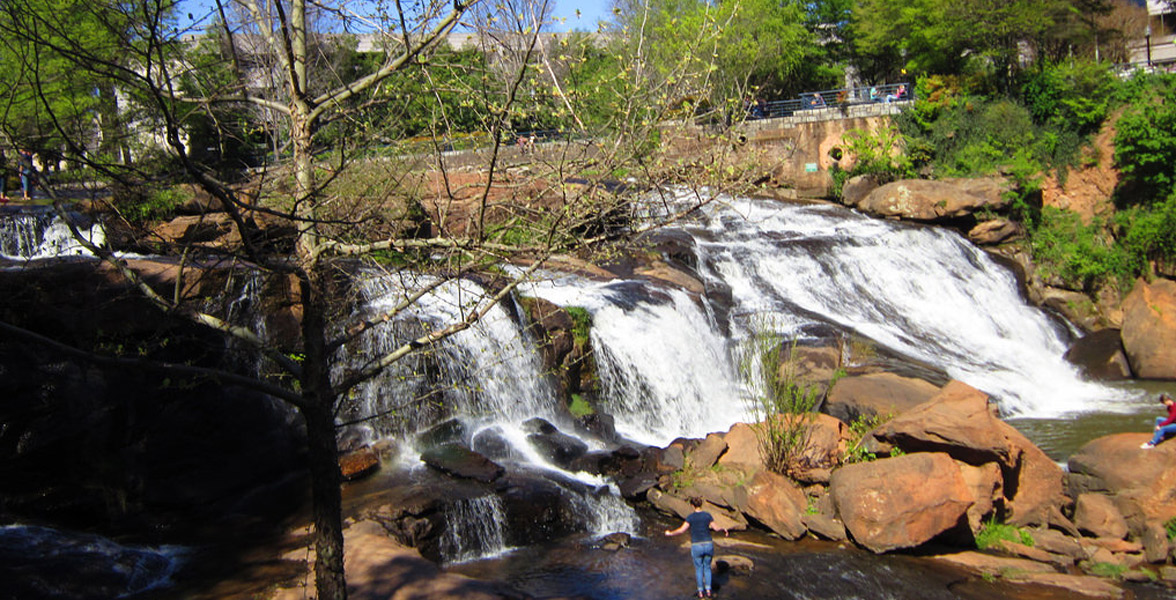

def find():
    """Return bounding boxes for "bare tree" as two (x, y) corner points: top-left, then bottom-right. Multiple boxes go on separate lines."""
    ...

(0, 1), (733, 599)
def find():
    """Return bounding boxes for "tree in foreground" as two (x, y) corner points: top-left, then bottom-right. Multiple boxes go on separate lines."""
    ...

(0, 1), (744, 598)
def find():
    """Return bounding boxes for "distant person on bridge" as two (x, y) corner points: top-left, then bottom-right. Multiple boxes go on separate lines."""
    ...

(18, 149), (35, 200)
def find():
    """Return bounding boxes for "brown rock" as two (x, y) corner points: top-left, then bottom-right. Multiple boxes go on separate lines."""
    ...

(1064, 329), (1133, 380)
(931, 550), (1056, 575)
(995, 539), (1074, 568)
(967, 219), (1023, 245)
(855, 177), (1011, 222)
(742, 471), (808, 540)
(956, 461), (1003, 531)
(1030, 528), (1088, 561)
(340, 447), (380, 481)
(714, 554), (754, 575)
(830, 452), (973, 553)
(1142, 520), (1170, 564)
(1074, 493), (1129, 539)
(1042, 287), (1108, 333)
(840, 174), (880, 208)
(802, 512), (847, 541)
(1003, 573), (1124, 599)
(1120, 277), (1176, 380)
(823, 372), (940, 424)
(718, 423), (762, 469)
(1068, 433), (1176, 496)
(1002, 426), (1067, 528)
(689, 433), (727, 469)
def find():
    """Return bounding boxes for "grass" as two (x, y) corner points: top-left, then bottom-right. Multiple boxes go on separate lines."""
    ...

(975, 518), (1034, 550)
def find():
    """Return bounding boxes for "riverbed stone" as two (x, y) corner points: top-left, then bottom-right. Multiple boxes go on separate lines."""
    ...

(930, 550), (1056, 576)
(1031, 528), (1088, 561)
(340, 447), (380, 481)
(1074, 493), (1129, 540)
(1120, 277), (1176, 380)
(802, 512), (847, 541)
(995, 539), (1074, 568)
(831, 452), (972, 553)
(420, 443), (504, 483)
(822, 372), (940, 424)
(742, 470), (808, 540)
(689, 433), (727, 470)
(1064, 329), (1133, 380)
(1003, 572), (1124, 599)
(714, 554), (754, 575)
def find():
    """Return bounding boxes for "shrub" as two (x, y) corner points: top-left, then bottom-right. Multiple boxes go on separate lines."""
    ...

(1114, 74), (1176, 206)
(842, 413), (891, 464)
(1030, 207), (1131, 291)
(1021, 61), (1115, 135)
(741, 328), (824, 478)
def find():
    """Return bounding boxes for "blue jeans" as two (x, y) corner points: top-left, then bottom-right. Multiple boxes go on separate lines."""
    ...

(1151, 418), (1176, 446)
(690, 541), (714, 593)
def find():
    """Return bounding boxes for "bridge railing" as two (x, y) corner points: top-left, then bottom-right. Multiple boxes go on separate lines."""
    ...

(745, 82), (912, 120)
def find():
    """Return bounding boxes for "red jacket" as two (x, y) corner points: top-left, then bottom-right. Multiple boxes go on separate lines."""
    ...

(1160, 403), (1176, 427)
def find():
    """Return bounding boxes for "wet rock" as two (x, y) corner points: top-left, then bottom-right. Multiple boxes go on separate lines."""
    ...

(714, 554), (754, 575)
(576, 412), (618, 443)
(1002, 573), (1124, 599)
(831, 452), (972, 553)
(522, 417), (558, 435)
(470, 427), (513, 461)
(931, 550), (1056, 576)
(802, 512), (847, 542)
(1064, 329), (1132, 380)
(617, 473), (659, 499)
(742, 471), (808, 540)
(340, 447), (380, 481)
(417, 419), (469, 450)
(823, 372), (940, 424)
(599, 532), (631, 552)
(527, 430), (589, 469)
(1074, 493), (1129, 540)
(662, 444), (686, 471)
(420, 443), (504, 483)
(1120, 277), (1176, 379)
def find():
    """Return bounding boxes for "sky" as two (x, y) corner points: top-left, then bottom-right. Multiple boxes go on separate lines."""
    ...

(177, 0), (614, 34)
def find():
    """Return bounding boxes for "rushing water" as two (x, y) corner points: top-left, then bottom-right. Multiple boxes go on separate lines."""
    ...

(0, 207), (104, 260)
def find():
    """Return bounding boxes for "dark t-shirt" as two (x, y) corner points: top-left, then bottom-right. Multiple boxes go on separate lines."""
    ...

(686, 511), (713, 543)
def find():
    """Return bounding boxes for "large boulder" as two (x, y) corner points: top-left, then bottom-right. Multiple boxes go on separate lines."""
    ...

(868, 380), (1066, 526)
(830, 452), (973, 553)
(967, 218), (1023, 245)
(852, 177), (1011, 223)
(1120, 278), (1176, 379)
(717, 415), (848, 474)
(1067, 433), (1176, 496)
(1064, 329), (1133, 381)
(742, 470), (808, 540)
(1074, 493), (1129, 540)
(823, 373), (940, 424)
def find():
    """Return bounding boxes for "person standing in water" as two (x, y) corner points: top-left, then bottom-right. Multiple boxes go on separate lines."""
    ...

(1141, 393), (1176, 449)
(665, 496), (728, 598)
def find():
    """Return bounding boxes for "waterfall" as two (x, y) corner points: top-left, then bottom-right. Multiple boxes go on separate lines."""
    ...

(517, 191), (1127, 447)
(439, 496), (511, 563)
(0, 208), (104, 260)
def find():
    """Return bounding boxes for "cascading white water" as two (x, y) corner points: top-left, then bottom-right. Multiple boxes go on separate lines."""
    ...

(0, 209), (104, 260)
(687, 194), (1124, 417)
(439, 496), (511, 563)
(343, 271), (641, 545)
(519, 190), (1128, 447)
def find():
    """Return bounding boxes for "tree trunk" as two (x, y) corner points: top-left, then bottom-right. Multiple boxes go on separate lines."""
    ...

(300, 276), (347, 600)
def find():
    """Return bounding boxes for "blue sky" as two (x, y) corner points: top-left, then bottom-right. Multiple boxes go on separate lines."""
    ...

(177, 0), (613, 34)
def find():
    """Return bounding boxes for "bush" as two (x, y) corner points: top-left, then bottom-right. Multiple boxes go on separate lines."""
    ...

(1116, 193), (1176, 276)
(1021, 61), (1115, 135)
(741, 329), (824, 478)
(1030, 207), (1130, 291)
(1113, 74), (1176, 206)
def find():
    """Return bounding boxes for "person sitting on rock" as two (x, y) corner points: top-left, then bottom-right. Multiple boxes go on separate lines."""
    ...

(1141, 393), (1176, 449)
(665, 496), (728, 599)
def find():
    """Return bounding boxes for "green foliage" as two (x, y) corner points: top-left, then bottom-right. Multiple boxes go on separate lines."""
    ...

(1113, 74), (1176, 206)
(568, 394), (594, 418)
(975, 517), (1034, 550)
(842, 413), (891, 464)
(1031, 207), (1131, 291)
(120, 185), (190, 223)
(841, 124), (913, 183)
(1021, 60), (1115, 135)
(1164, 516), (1176, 541)
(741, 327), (824, 478)
(1086, 561), (1127, 579)
(1115, 193), (1176, 276)
(565, 307), (593, 346)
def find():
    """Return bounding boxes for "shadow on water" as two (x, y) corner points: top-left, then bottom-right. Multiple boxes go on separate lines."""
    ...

(447, 508), (1175, 600)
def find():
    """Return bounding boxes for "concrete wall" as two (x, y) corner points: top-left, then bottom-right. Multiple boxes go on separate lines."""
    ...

(735, 102), (906, 198)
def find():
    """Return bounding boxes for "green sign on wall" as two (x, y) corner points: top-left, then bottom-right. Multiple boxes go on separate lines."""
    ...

(804, 163), (818, 172)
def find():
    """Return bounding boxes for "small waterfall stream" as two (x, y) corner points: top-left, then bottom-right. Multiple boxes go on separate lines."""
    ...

(0, 208), (104, 260)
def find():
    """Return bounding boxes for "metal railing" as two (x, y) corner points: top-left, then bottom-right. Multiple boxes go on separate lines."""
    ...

(744, 82), (912, 120)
